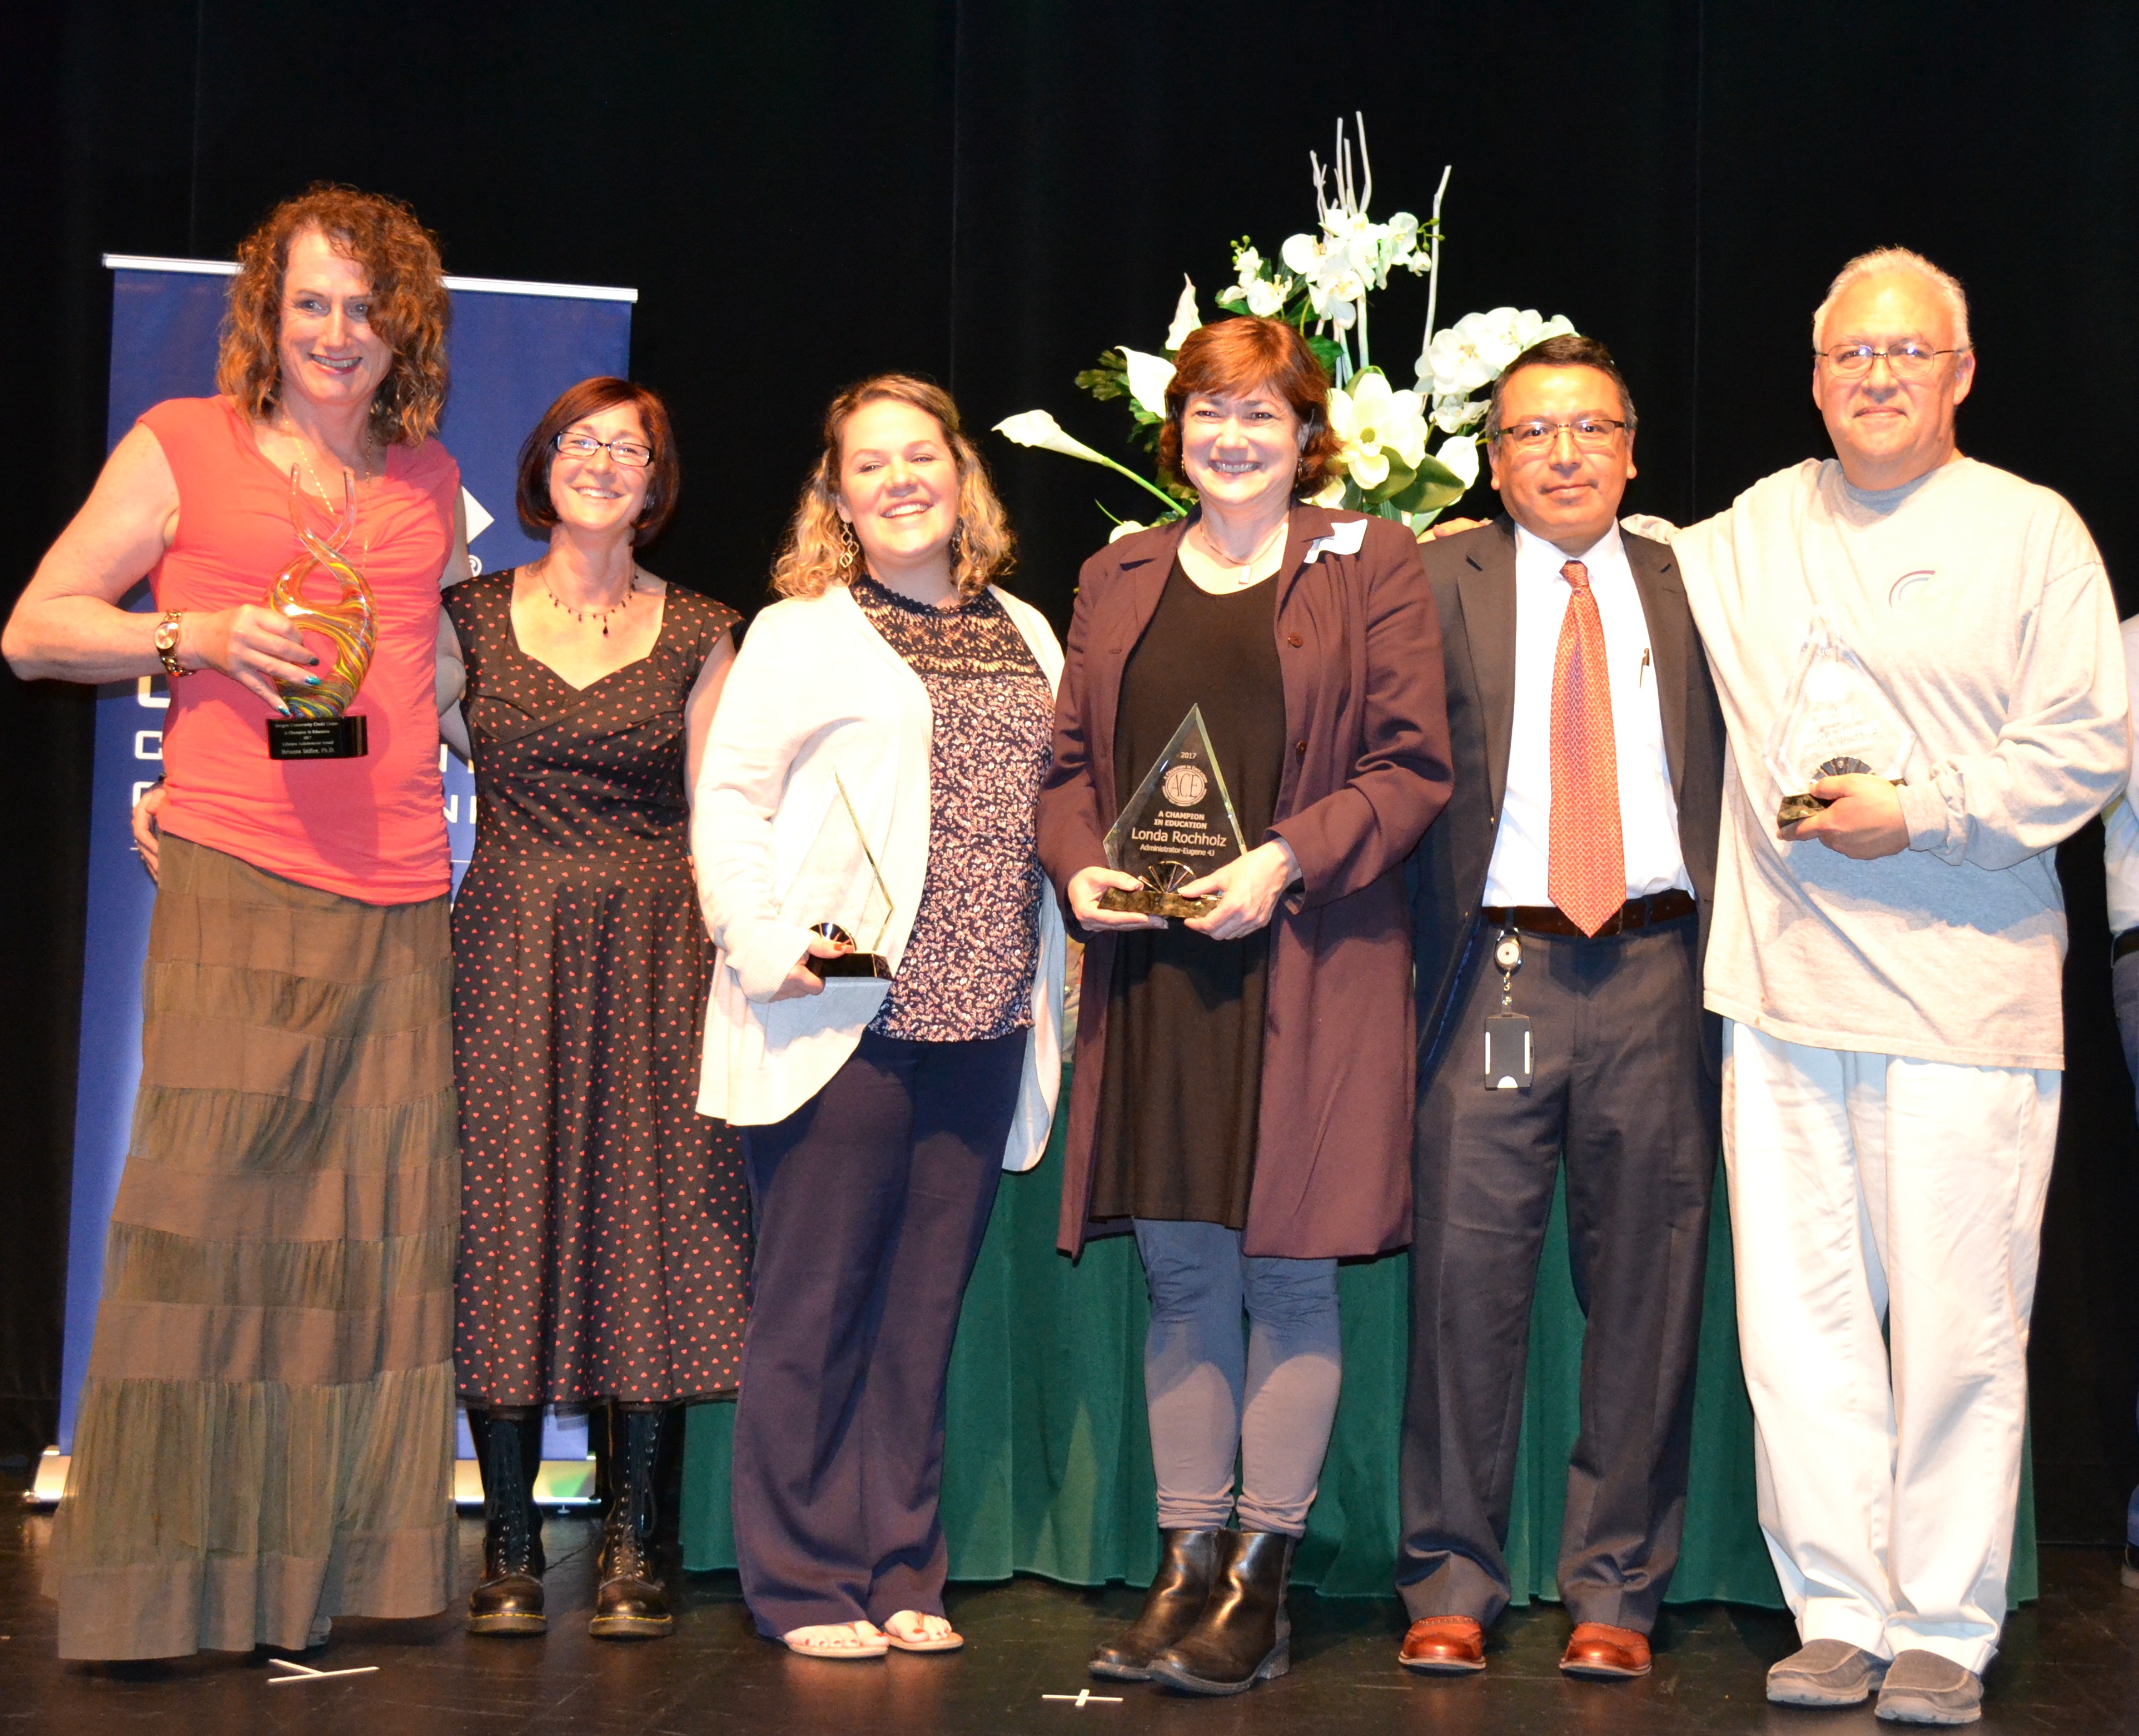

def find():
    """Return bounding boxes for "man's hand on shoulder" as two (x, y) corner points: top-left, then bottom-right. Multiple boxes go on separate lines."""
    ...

(1782, 774), (1910, 859)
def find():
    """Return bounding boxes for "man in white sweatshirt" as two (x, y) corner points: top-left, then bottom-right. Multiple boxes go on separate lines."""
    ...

(1671, 249), (2128, 1724)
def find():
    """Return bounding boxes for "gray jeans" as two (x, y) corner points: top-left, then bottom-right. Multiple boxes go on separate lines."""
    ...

(1132, 1218), (1342, 1536)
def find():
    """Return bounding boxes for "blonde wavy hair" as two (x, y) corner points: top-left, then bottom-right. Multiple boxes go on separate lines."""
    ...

(216, 183), (452, 448)
(771, 375), (1014, 602)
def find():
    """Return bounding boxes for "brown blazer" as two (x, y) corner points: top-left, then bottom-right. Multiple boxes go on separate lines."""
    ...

(1037, 505), (1454, 1259)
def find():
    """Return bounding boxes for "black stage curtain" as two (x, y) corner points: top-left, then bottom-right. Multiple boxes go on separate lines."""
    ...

(4, 0), (2136, 1535)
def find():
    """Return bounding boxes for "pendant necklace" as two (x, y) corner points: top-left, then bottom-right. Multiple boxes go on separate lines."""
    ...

(538, 560), (637, 636)
(1196, 516), (1286, 589)
(288, 424), (375, 565)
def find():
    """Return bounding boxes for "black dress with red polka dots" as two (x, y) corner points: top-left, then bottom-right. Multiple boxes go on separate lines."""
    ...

(446, 569), (749, 1407)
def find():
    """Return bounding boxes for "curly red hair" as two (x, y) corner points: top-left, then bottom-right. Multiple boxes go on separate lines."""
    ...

(216, 183), (451, 447)
(1158, 316), (1339, 494)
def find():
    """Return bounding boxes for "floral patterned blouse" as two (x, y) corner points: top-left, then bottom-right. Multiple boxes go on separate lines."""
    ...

(851, 575), (1054, 1040)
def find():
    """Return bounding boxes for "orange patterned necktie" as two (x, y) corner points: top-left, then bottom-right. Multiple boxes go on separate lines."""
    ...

(1547, 559), (1624, 937)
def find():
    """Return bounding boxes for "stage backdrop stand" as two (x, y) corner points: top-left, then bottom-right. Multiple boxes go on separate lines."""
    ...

(34, 254), (637, 1511)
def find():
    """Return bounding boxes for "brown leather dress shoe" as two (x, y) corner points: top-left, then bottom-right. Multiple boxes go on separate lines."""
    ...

(1560, 1621), (1652, 1678)
(1398, 1615), (1486, 1673)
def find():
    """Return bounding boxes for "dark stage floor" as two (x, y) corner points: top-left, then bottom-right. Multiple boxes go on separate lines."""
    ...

(6, 1490), (2136, 1735)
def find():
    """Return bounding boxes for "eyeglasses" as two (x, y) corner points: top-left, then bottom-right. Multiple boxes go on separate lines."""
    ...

(553, 431), (654, 468)
(1494, 417), (1629, 453)
(1814, 342), (1970, 379)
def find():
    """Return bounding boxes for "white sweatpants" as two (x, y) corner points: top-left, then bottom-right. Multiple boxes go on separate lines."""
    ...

(1721, 1020), (2058, 1676)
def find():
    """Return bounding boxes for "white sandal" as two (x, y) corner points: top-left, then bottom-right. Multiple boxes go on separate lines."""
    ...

(882, 1610), (963, 1653)
(782, 1621), (888, 1660)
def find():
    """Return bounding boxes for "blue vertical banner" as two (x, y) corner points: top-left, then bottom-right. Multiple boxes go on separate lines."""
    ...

(57, 259), (635, 1471)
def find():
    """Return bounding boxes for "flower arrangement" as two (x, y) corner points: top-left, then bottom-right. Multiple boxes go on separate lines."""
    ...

(996, 115), (1576, 541)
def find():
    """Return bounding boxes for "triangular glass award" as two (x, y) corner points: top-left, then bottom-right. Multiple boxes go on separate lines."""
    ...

(1763, 611), (1916, 828)
(786, 771), (896, 978)
(1099, 704), (1248, 917)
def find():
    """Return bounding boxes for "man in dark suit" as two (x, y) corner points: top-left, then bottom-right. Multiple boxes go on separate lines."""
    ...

(1395, 334), (1726, 1682)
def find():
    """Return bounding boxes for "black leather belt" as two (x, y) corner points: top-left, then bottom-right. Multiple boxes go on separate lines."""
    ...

(1480, 888), (1698, 940)
(2114, 926), (2139, 965)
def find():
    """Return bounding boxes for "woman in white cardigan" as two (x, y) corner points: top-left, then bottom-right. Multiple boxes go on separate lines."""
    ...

(693, 376), (1064, 1661)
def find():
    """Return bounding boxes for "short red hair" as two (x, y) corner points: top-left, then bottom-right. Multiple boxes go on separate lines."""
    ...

(1158, 316), (1339, 494)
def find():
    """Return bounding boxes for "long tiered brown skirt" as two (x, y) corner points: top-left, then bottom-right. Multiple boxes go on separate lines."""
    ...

(47, 836), (458, 1659)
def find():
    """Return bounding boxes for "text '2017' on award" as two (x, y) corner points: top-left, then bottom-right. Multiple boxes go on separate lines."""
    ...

(1100, 704), (1248, 918)
(1764, 611), (1915, 829)
(265, 466), (375, 761)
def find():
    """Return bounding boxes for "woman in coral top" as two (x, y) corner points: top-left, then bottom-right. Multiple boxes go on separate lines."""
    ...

(4, 184), (469, 1662)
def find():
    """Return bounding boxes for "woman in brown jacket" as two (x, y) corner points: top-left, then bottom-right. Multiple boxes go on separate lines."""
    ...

(1037, 316), (1452, 1696)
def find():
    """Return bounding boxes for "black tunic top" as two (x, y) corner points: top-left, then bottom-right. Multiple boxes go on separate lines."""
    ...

(1091, 560), (1288, 1229)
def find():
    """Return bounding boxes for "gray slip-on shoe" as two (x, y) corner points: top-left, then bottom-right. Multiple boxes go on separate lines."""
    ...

(1767, 1638), (1890, 1707)
(1874, 1650), (1983, 1725)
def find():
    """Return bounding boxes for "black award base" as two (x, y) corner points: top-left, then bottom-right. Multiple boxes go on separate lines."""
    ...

(806, 950), (893, 980)
(1098, 885), (1218, 920)
(267, 714), (369, 760)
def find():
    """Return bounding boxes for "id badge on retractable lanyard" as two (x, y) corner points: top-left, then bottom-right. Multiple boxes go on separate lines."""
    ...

(1484, 928), (1532, 1091)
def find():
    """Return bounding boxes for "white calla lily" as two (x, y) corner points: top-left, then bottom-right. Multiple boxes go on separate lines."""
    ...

(994, 409), (1110, 465)
(1109, 518), (1147, 543)
(1120, 347), (1176, 418)
(1164, 277), (1201, 352)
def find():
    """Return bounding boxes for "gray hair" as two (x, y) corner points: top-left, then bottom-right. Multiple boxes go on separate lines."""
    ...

(1812, 247), (1972, 352)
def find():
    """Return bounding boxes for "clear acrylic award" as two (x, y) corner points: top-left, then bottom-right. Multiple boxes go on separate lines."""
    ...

(787, 772), (896, 978)
(1099, 704), (1248, 918)
(1763, 612), (1915, 828)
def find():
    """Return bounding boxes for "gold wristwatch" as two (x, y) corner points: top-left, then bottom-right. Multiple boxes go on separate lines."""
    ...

(153, 609), (192, 679)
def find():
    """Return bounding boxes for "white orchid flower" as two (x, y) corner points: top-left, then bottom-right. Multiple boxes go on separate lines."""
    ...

(1423, 314), (1504, 396)
(1244, 277), (1288, 317)
(1119, 347), (1177, 418)
(1164, 278), (1201, 352)
(1109, 518), (1147, 543)
(1234, 245), (1263, 281)
(1432, 393), (1487, 434)
(1280, 232), (1323, 277)
(1435, 433), (1480, 490)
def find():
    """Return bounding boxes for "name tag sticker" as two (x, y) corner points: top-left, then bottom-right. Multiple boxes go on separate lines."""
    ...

(1484, 1014), (1533, 1091)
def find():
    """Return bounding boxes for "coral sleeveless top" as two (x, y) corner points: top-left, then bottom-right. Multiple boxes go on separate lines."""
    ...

(143, 396), (456, 904)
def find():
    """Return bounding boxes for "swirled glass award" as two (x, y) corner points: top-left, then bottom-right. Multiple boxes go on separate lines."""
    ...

(1099, 704), (1248, 917)
(265, 467), (376, 760)
(1764, 611), (1914, 828)
(789, 771), (896, 978)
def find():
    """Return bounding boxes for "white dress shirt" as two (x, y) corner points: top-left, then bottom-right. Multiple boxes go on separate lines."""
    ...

(1482, 521), (1691, 907)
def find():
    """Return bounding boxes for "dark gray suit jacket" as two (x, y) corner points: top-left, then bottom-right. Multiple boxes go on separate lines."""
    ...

(1409, 517), (1728, 1077)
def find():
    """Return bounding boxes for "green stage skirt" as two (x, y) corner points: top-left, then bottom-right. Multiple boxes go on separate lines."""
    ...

(681, 1071), (2036, 1606)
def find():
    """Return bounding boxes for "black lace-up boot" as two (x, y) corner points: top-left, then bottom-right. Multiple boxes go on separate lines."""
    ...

(590, 1406), (673, 1639)
(466, 1407), (546, 1635)
(1089, 1529), (1223, 1679)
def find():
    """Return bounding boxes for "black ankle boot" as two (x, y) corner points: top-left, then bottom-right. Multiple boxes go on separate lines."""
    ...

(1147, 1529), (1295, 1695)
(590, 1407), (673, 1640)
(467, 1408), (546, 1635)
(1090, 1529), (1223, 1680)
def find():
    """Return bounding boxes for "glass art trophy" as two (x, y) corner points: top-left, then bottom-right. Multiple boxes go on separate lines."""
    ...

(790, 772), (896, 978)
(265, 467), (375, 760)
(1764, 611), (1914, 828)
(1099, 704), (1248, 918)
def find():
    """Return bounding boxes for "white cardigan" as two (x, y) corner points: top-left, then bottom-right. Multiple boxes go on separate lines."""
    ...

(691, 580), (1066, 1171)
